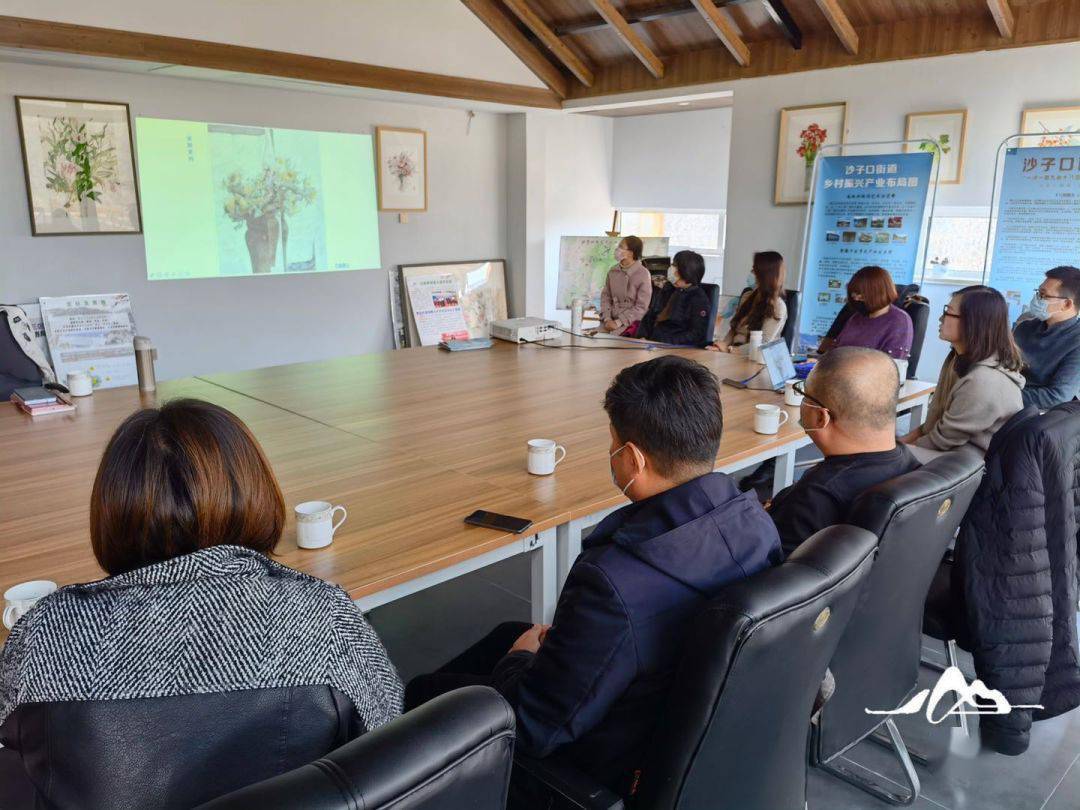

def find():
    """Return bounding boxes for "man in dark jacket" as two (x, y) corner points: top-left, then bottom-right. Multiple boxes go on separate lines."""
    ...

(1013, 265), (1080, 409)
(404, 355), (782, 796)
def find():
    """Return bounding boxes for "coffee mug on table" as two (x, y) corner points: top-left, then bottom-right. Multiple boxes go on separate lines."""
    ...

(295, 501), (347, 549)
(3, 580), (57, 629)
(783, 379), (804, 407)
(527, 439), (567, 475)
(754, 403), (789, 435)
(67, 371), (93, 397)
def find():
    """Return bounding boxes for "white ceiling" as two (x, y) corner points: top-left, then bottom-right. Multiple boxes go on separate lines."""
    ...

(0, 0), (546, 88)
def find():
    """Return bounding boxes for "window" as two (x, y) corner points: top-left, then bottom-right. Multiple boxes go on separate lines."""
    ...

(618, 210), (725, 255)
(922, 210), (989, 285)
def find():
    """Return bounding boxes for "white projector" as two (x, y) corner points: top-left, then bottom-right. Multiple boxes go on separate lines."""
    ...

(490, 317), (560, 343)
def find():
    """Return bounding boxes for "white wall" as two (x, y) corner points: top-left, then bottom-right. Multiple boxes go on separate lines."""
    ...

(0, 0), (545, 88)
(612, 107), (731, 211)
(0, 61), (509, 379)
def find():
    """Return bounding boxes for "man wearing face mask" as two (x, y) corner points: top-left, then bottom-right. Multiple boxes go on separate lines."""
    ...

(403, 356), (781, 799)
(768, 347), (920, 557)
(1013, 265), (1080, 409)
(637, 250), (713, 346)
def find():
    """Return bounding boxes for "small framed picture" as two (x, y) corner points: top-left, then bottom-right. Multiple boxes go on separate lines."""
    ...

(1020, 105), (1080, 147)
(775, 102), (848, 205)
(375, 126), (427, 212)
(905, 109), (969, 184)
(15, 96), (142, 235)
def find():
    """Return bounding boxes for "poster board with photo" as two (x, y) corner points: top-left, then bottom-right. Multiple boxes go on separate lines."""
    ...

(555, 236), (671, 310)
(15, 97), (142, 235)
(1020, 105), (1080, 147)
(775, 102), (848, 205)
(39, 293), (138, 389)
(400, 260), (508, 347)
(376, 126), (427, 212)
(904, 109), (968, 184)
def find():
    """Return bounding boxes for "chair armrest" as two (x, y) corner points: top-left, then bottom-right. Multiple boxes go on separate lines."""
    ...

(513, 754), (624, 810)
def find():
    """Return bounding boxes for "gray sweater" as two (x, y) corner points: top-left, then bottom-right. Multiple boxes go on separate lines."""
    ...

(917, 355), (1025, 454)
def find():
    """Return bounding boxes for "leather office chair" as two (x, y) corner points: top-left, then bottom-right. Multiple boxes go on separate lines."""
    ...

(700, 282), (721, 345)
(781, 289), (800, 350)
(198, 686), (515, 810)
(901, 297), (930, 379)
(811, 448), (984, 806)
(514, 524), (879, 810)
(821, 283), (921, 350)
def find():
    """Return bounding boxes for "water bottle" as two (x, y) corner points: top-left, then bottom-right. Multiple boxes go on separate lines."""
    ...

(571, 298), (585, 335)
(749, 330), (764, 364)
(134, 335), (158, 393)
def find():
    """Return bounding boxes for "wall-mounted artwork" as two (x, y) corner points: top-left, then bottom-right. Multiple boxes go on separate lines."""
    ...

(1020, 105), (1080, 147)
(904, 109), (968, 184)
(376, 126), (427, 212)
(15, 96), (142, 236)
(775, 102), (848, 205)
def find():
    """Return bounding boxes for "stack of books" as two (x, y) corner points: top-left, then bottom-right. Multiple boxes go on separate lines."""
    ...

(11, 385), (76, 417)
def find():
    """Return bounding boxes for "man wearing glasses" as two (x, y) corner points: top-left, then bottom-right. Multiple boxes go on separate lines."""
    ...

(768, 347), (920, 557)
(1014, 266), (1080, 409)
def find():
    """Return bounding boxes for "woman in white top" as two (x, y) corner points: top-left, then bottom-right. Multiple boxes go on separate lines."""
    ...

(710, 251), (788, 352)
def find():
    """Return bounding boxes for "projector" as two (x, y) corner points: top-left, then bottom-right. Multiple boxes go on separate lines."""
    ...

(490, 317), (561, 343)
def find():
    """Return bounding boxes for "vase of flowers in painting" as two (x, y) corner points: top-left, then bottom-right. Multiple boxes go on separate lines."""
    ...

(243, 212), (280, 275)
(797, 123), (828, 193)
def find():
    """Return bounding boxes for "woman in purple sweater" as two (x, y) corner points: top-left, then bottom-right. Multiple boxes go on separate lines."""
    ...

(820, 265), (913, 359)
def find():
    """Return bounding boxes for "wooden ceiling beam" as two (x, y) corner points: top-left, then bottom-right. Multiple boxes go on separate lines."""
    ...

(502, 0), (595, 86)
(586, 0), (665, 79)
(987, 0), (1015, 38)
(811, 0), (859, 54)
(460, 0), (570, 97)
(690, 0), (750, 66)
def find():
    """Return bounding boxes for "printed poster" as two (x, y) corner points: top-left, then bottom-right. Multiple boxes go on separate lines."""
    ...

(989, 146), (1080, 323)
(39, 293), (138, 389)
(403, 273), (471, 346)
(799, 152), (934, 348)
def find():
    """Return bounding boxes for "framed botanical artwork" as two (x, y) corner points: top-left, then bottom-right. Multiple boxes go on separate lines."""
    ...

(15, 96), (142, 236)
(375, 126), (427, 212)
(1020, 105), (1080, 147)
(904, 109), (969, 184)
(775, 102), (848, 205)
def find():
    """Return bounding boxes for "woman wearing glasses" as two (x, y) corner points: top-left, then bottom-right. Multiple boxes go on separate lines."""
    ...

(900, 285), (1025, 462)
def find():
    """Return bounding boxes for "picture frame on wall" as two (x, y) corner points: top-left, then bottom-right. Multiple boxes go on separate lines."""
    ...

(375, 126), (428, 212)
(1020, 104), (1080, 147)
(904, 109), (969, 184)
(15, 96), (142, 236)
(775, 102), (848, 206)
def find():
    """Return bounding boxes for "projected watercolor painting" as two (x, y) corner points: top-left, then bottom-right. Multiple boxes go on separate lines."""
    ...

(135, 118), (381, 280)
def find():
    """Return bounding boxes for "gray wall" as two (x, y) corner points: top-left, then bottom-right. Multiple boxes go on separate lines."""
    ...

(0, 62), (508, 379)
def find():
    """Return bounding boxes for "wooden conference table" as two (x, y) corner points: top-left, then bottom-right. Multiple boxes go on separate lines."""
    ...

(0, 339), (934, 628)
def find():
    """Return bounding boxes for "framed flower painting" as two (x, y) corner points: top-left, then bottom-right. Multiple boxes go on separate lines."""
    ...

(15, 96), (142, 235)
(775, 102), (848, 205)
(375, 126), (427, 212)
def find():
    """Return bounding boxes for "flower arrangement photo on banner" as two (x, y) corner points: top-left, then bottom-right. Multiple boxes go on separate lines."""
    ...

(375, 126), (427, 212)
(775, 102), (847, 205)
(15, 96), (142, 235)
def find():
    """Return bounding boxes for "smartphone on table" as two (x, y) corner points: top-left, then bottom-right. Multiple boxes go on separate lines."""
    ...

(464, 510), (534, 534)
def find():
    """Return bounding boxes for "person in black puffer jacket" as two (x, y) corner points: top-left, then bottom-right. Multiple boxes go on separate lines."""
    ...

(637, 250), (713, 347)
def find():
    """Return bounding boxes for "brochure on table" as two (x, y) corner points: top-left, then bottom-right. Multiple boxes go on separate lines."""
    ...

(798, 151), (934, 350)
(39, 293), (138, 389)
(988, 145), (1080, 323)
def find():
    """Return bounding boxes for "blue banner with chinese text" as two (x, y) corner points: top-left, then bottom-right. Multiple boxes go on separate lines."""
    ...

(799, 152), (933, 349)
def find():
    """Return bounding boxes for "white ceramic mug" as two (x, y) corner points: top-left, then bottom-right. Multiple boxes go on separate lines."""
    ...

(3, 580), (57, 629)
(754, 403), (789, 435)
(295, 501), (347, 549)
(784, 379), (804, 407)
(67, 371), (93, 397)
(527, 439), (567, 475)
(894, 358), (909, 383)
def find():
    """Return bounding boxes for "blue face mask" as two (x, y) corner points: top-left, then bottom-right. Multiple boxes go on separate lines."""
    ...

(1028, 293), (1052, 321)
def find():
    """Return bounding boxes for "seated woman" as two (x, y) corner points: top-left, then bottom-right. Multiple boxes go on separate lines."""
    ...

(818, 265), (913, 358)
(710, 250), (787, 353)
(637, 250), (713, 347)
(900, 286), (1025, 463)
(0, 399), (403, 809)
(599, 235), (652, 337)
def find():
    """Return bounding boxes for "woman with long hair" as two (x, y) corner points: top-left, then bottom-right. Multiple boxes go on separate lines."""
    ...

(711, 251), (787, 352)
(637, 250), (713, 347)
(900, 285), (1025, 461)
(819, 265), (913, 358)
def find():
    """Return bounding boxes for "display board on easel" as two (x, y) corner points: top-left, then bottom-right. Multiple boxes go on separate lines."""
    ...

(399, 259), (508, 347)
(795, 140), (939, 351)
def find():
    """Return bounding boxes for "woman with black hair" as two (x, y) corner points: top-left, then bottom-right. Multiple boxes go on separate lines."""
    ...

(637, 250), (713, 347)
(900, 285), (1025, 462)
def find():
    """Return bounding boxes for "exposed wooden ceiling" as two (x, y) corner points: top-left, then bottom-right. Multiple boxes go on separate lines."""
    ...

(463, 0), (1076, 101)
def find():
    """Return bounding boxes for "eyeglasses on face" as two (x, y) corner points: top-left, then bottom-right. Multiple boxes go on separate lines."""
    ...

(793, 380), (828, 410)
(941, 305), (960, 319)
(1036, 289), (1069, 301)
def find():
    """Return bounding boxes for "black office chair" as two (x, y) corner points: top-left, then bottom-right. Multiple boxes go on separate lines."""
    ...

(821, 283), (921, 348)
(781, 289), (800, 350)
(515, 524), (880, 810)
(700, 282), (721, 345)
(901, 297), (930, 379)
(811, 448), (984, 806)
(198, 686), (515, 810)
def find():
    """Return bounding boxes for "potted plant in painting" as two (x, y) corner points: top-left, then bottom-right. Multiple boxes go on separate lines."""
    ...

(223, 158), (316, 274)
(42, 116), (120, 226)
(917, 134), (952, 168)
(797, 123), (828, 192)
